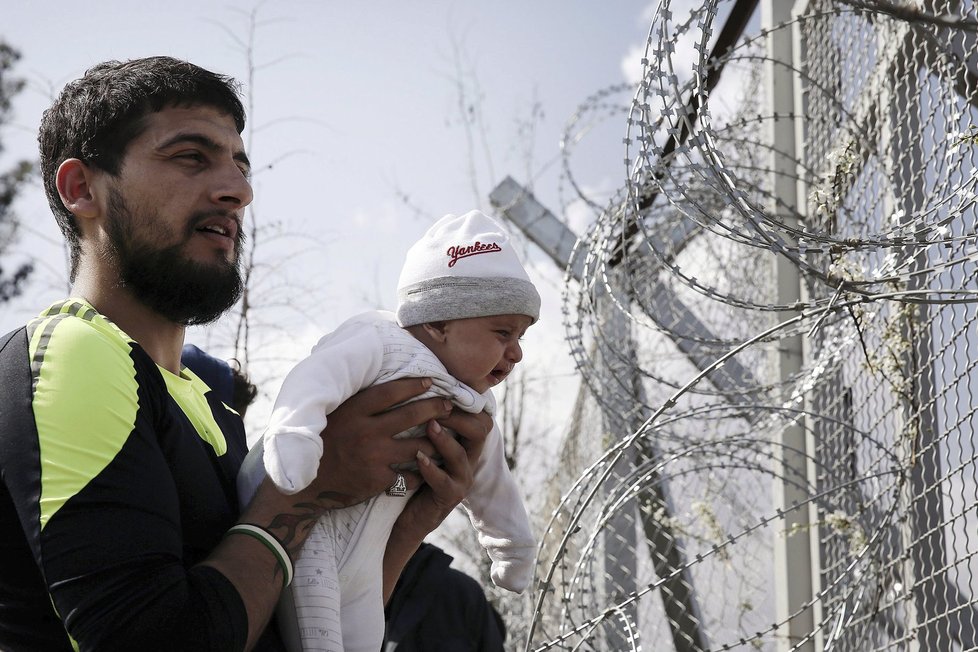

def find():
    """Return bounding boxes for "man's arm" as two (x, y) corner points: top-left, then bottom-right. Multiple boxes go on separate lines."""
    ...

(7, 320), (473, 652)
(205, 378), (466, 650)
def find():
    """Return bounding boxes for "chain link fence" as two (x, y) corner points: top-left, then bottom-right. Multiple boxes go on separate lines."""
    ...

(493, 1), (978, 649)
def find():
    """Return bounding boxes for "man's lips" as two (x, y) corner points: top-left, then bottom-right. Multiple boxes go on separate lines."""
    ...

(195, 215), (238, 241)
(192, 213), (241, 253)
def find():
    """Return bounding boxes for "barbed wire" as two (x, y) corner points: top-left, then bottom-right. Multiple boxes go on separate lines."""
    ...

(525, 0), (978, 649)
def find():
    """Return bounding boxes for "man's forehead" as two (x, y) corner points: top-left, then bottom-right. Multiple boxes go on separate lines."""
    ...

(140, 105), (245, 149)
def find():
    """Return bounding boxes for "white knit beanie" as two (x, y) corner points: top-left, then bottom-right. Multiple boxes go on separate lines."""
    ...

(396, 210), (541, 327)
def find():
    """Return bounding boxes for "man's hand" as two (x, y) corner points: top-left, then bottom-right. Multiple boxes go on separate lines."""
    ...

(381, 406), (492, 600)
(312, 377), (454, 504)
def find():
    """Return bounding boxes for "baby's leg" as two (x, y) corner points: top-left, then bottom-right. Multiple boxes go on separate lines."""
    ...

(279, 515), (344, 652)
(337, 573), (386, 652)
(334, 496), (407, 652)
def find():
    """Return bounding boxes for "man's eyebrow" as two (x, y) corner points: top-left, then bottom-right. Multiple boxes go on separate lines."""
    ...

(158, 132), (251, 170)
(234, 150), (252, 170)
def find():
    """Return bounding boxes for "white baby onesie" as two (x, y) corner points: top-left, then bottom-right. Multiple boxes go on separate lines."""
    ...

(237, 310), (535, 652)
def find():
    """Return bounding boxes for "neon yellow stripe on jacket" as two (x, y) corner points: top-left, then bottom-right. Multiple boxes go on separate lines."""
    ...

(163, 367), (228, 456)
(29, 302), (140, 531)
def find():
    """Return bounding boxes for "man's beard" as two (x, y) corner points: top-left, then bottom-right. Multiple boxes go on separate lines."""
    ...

(104, 188), (244, 326)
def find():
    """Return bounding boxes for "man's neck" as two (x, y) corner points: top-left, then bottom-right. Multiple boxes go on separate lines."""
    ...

(71, 276), (186, 374)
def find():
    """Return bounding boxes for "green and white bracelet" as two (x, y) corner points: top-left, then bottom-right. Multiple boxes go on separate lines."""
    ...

(225, 523), (294, 588)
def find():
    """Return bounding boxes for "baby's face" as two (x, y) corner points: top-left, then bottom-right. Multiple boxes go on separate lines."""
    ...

(435, 314), (533, 393)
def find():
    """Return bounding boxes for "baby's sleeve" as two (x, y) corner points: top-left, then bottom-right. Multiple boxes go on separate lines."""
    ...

(260, 316), (385, 494)
(461, 422), (536, 593)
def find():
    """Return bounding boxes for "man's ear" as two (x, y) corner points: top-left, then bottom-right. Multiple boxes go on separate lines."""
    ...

(55, 158), (101, 220)
(422, 321), (448, 343)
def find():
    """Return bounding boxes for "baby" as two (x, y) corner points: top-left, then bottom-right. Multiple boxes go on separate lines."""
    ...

(237, 210), (539, 652)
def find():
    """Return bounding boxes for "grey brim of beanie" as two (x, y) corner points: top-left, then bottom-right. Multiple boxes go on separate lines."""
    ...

(396, 276), (541, 327)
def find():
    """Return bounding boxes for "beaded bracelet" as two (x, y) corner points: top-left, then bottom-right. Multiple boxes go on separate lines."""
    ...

(225, 524), (294, 588)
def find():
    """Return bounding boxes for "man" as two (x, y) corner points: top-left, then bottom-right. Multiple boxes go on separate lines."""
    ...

(384, 542), (506, 651)
(0, 56), (490, 651)
(181, 344), (258, 417)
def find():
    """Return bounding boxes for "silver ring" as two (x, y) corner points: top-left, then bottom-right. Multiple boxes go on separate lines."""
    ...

(386, 473), (407, 497)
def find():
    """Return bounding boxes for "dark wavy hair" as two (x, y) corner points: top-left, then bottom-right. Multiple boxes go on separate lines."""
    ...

(38, 56), (246, 279)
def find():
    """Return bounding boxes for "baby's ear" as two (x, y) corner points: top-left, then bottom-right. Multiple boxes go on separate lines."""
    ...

(422, 321), (448, 342)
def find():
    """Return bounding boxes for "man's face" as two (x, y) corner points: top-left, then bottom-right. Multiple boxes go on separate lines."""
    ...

(98, 105), (253, 325)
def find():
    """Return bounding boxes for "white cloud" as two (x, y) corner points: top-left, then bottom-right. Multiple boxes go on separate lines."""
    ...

(621, 1), (704, 93)
(621, 43), (648, 86)
(564, 197), (597, 236)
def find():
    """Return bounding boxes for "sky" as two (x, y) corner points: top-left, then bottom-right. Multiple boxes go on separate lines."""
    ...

(0, 1), (659, 468)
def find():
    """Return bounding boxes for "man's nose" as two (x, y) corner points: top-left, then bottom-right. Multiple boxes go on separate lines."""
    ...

(212, 161), (254, 208)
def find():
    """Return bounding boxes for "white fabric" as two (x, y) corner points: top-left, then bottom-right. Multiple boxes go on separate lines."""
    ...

(236, 310), (535, 652)
(395, 210), (540, 326)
